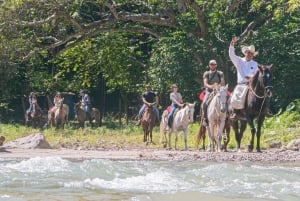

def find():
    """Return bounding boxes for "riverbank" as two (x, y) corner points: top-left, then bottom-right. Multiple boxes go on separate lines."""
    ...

(1, 147), (299, 162)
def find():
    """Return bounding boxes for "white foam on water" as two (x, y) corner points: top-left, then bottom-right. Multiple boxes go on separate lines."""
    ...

(64, 167), (196, 193)
(3, 157), (71, 173)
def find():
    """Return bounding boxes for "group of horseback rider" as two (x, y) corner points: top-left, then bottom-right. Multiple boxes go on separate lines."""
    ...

(26, 89), (91, 123)
(135, 37), (272, 128)
(26, 38), (272, 126)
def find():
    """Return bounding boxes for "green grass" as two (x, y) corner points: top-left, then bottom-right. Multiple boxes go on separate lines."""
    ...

(1, 99), (300, 150)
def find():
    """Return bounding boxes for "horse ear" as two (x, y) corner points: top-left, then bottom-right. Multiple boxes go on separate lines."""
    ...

(267, 64), (273, 69)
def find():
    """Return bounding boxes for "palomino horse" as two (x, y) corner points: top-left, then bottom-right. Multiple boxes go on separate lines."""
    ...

(196, 99), (231, 151)
(74, 102), (101, 128)
(206, 85), (229, 152)
(25, 102), (42, 128)
(230, 64), (273, 152)
(141, 104), (156, 144)
(163, 103), (195, 150)
(48, 102), (68, 129)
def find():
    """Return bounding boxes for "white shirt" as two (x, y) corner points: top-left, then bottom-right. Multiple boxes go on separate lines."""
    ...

(229, 46), (258, 84)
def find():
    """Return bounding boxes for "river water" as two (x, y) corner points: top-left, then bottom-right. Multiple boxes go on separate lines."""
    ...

(0, 157), (299, 201)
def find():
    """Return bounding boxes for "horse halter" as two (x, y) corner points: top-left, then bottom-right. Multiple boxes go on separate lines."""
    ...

(263, 70), (273, 97)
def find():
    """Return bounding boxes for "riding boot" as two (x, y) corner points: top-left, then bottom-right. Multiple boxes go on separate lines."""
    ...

(202, 103), (209, 126)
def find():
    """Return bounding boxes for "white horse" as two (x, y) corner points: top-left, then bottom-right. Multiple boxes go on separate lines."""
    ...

(167, 102), (195, 150)
(206, 85), (228, 152)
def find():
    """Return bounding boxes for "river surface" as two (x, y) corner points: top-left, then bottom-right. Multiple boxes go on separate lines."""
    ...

(0, 157), (299, 201)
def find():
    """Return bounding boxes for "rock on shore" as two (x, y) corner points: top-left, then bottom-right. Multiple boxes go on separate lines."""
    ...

(2, 133), (51, 149)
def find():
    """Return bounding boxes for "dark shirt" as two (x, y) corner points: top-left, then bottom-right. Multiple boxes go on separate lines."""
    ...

(142, 91), (156, 103)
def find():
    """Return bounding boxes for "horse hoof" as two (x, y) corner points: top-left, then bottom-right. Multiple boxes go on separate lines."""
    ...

(247, 144), (254, 152)
(256, 148), (262, 153)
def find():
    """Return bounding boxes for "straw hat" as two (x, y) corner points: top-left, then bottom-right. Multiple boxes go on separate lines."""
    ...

(241, 45), (258, 56)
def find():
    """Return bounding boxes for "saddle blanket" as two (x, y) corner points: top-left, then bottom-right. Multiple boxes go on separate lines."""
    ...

(231, 85), (248, 109)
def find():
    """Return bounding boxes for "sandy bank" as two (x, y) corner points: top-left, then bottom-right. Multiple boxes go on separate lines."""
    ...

(1, 147), (299, 162)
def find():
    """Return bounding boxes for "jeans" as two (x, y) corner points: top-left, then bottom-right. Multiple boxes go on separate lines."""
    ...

(138, 104), (159, 121)
(167, 103), (179, 127)
(84, 104), (91, 118)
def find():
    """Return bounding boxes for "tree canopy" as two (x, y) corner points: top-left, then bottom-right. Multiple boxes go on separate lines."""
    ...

(0, 0), (299, 120)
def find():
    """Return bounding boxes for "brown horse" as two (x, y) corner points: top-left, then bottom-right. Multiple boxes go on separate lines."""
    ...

(74, 102), (101, 128)
(0, 136), (5, 146)
(25, 103), (42, 128)
(48, 102), (68, 129)
(141, 104), (156, 144)
(230, 64), (273, 152)
(195, 100), (231, 151)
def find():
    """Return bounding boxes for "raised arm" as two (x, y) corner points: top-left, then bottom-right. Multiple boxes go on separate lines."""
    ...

(229, 37), (241, 69)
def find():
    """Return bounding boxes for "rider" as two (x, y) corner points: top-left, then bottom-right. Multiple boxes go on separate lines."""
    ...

(202, 60), (225, 126)
(167, 84), (184, 128)
(229, 37), (260, 119)
(26, 92), (40, 122)
(135, 84), (159, 126)
(50, 92), (64, 114)
(79, 89), (92, 121)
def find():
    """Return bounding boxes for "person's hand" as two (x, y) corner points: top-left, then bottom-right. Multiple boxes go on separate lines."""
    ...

(212, 83), (218, 90)
(231, 37), (239, 46)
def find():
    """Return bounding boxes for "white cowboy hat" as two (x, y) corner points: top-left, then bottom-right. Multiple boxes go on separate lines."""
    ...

(241, 45), (258, 56)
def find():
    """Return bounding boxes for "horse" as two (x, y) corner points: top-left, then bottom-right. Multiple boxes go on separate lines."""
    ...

(141, 103), (156, 144)
(74, 102), (101, 128)
(25, 102), (42, 128)
(47, 102), (68, 129)
(166, 102), (195, 150)
(230, 64), (273, 152)
(196, 96), (231, 151)
(55, 101), (67, 129)
(206, 85), (229, 152)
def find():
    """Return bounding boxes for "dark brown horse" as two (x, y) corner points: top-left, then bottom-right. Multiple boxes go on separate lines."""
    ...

(74, 102), (101, 128)
(230, 64), (273, 152)
(141, 104), (156, 144)
(25, 102), (42, 128)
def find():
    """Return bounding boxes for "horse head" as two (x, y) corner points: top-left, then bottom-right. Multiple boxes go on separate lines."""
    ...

(217, 84), (228, 113)
(185, 102), (195, 123)
(258, 64), (273, 97)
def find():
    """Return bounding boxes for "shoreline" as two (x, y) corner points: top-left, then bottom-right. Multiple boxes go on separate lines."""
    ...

(1, 147), (299, 162)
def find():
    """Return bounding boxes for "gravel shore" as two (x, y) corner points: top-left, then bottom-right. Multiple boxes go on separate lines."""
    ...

(1, 147), (299, 162)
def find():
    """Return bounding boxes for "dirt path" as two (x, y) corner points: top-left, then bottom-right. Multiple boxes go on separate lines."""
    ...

(1, 147), (299, 162)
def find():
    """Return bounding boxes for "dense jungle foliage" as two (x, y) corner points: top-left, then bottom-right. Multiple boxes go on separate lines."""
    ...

(0, 0), (299, 122)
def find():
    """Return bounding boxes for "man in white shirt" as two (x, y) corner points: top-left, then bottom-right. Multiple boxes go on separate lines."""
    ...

(229, 37), (258, 120)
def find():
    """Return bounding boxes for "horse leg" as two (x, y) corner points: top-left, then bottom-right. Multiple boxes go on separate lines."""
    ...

(143, 128), (147, 143)
(206, 125), (213, 152)
(196, 125), (206, 150)
(256, 117), (265, 153)
(183, 128), (188, 151)
(222, 122), (230, 152)
(248, 120), (256, 152)
(168, 130), (172, 149)
(217, 123), (225, 152)
(174, 131), (178, 150)
(231, 120), (242, 151)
